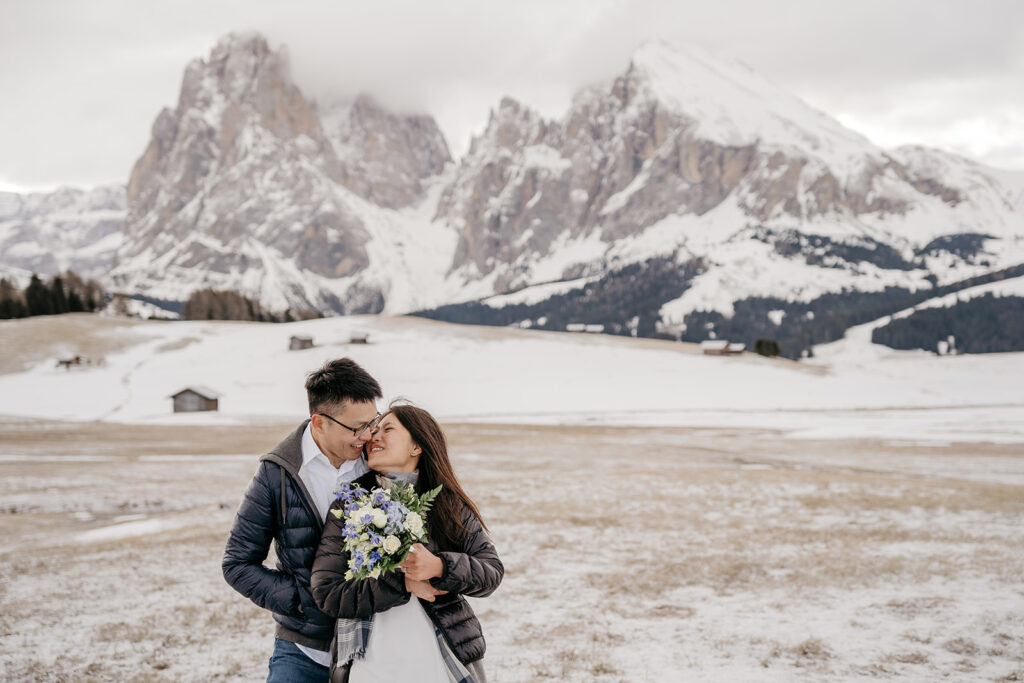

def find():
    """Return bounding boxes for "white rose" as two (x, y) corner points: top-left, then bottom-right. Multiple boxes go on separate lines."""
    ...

(351, 507), (375, 527)
(382, 535), (402, 554)
(404, 512), (424, 537)
(372, 509), (388, 529)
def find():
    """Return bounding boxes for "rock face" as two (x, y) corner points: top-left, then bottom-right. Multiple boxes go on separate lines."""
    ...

(0, 185), (125, 279)
(323, 94), (452, 209)
(110, 33), (452, 313)
(14, 33), (1017, 325)
(113, 32), (372, 311)
(434, 42), (1002, 294)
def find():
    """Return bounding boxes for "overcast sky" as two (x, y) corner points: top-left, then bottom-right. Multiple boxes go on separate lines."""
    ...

(2, 0), (1023, 191)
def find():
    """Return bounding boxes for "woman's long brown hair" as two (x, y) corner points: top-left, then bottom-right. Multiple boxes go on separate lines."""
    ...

(388, 402), (487, 550)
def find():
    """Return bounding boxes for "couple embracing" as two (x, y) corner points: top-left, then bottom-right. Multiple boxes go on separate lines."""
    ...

(223, 358), (503, 682)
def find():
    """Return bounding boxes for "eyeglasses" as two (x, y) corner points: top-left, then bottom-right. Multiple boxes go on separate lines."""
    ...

(317, 411), (383, 438)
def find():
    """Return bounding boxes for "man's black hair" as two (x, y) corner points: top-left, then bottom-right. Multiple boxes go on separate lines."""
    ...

(305, 357), (382, 414)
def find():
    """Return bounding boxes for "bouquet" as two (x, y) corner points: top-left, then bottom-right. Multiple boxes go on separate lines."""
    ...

(331, 480), (442, 580)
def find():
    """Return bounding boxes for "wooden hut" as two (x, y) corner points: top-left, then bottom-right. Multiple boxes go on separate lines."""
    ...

(566, 323), (605, 333)
(289, 335), (314, 351)
(170, 386), (221, 412)
(700, 340), (745, 356)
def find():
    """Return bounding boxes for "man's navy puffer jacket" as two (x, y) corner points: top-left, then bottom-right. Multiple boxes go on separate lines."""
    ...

(222, 421), (335, 651)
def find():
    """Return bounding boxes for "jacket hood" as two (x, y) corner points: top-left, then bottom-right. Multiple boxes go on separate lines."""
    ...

(261, 419), (310, 475)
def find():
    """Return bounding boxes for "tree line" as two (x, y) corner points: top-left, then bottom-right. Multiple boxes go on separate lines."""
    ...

(413, 256), (704, 338)
(182, 288), (321, 322)
(0, 271), (105, 319)
(871, 294), (1024, 353)
(681, 263), (1024, 359)
(414, 255), (1024, 360)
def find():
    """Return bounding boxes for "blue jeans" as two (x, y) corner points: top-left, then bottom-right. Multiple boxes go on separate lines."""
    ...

(267, 638), (329, 683)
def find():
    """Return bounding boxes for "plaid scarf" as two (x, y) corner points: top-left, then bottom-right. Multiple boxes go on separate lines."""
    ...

(334, 615), (372, 665)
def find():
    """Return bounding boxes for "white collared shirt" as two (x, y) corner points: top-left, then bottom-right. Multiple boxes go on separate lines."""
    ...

(296, 422), (368, 666)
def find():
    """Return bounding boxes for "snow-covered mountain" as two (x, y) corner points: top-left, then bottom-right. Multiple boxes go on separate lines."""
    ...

(106, 32), (457, 314)
(5, 34), (1023, 336)
(438, 41), (1024, 324)
(0, 185), (125, 280)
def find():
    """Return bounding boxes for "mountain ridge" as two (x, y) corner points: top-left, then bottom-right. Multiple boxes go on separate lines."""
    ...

(3, 33), (1022, 353)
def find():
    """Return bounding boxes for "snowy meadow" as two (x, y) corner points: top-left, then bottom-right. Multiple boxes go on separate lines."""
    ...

(1, 314), (1023, 681)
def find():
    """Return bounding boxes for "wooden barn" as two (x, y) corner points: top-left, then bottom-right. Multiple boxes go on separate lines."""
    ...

(566, 323), (605, 333)
(170, 386), (221, 413)
(700, 340), (745, 356)
(289, 335), (314, 351)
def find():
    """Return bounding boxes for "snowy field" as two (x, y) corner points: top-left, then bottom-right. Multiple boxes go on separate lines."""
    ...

(1, 421), (1022, 681)
(0, 313), (1023, 443)
(1, 314), (1023, 680)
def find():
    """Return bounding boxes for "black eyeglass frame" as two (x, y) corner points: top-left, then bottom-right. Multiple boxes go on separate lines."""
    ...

(316, 411), (383, 438)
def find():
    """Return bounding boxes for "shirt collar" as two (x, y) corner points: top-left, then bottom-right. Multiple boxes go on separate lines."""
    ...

(301, 422), (329, 467)
(301, 422), (369, 475)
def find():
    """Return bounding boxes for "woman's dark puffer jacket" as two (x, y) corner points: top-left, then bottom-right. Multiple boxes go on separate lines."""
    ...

(311, 471), (503, 668)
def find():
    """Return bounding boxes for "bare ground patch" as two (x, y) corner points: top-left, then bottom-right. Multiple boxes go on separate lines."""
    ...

(0, 313), (151, 374)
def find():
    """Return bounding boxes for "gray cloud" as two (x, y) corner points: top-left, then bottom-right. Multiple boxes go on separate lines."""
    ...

(2, 0), (1023, 190)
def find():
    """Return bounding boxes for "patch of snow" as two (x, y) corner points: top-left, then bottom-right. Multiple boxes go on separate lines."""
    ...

(521, 145), (570, 174)
(481, 277), (596, 308)
(76, 515), (196, 543)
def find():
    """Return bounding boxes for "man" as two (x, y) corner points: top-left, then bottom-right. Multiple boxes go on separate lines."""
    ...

(223, 357), (383, 682)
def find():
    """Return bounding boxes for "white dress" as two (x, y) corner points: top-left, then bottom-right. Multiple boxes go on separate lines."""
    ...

(349, 598), (449, 683)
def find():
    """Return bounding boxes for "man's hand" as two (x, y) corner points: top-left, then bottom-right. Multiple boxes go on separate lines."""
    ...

(400, 543), (445, 581)
(405, 576), (448, 602)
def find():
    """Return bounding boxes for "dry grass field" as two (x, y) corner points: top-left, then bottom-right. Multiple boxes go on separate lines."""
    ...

(0, 314), (153, 375)
(1, 420), (1022, 681)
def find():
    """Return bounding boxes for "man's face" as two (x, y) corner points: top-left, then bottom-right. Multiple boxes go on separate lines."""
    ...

(311, 400), (380, 467)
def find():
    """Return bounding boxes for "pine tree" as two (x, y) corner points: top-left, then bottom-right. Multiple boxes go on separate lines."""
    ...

(25, 275), (53, 316)
(754, 338), (781, 357)
(67, 289), (85, 312)
(50, 275), (69, 314)
(0, 278), (27, 319)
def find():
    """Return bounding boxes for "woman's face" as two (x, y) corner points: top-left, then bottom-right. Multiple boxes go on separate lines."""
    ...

(367, 414), (421, 473)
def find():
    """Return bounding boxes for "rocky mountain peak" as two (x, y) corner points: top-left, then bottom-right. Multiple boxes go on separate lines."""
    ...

(0, 184), (125, 279)
(180, 32), (275, 105)
(184, 31), (321, 151)
(127, 32), (327, 209)
(323, 93), (452, 209)
(625, 40), (878, 168)
(66, 32), (1021, 329)
(470, 97), (549, 155)
(113, 32), (377, 312)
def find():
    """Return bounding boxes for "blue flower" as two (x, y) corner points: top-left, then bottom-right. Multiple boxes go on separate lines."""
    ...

(368, 532), (381, 546)
(343, 524), (359, 540)
(353, 551), (365, 569)
(360, 513), (374, 525)
(387, 504), (407, 526)
(334, 482), (368, 502)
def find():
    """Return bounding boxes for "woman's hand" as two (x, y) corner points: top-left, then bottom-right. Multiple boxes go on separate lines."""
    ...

(401, 543), (444, 581)
(404, 576), (448, 602)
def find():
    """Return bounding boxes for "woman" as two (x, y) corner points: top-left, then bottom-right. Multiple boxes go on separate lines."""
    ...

(311, 403), (503, 683)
